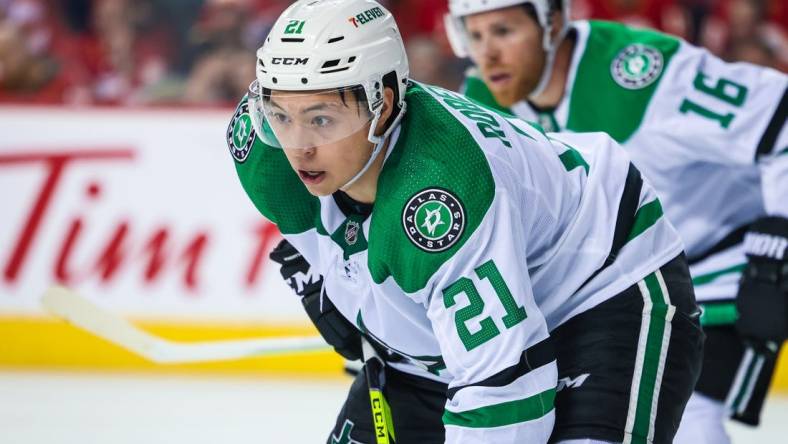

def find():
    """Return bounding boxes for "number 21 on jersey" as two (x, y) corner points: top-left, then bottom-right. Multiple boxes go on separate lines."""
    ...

(442, 260), (527, 351)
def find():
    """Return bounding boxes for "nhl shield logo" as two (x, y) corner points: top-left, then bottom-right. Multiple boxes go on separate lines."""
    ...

(344, 220), (360, 246)
(402, 188), (465, 253)
(610, 44), (664, 90)
(227, 101), (255, 163)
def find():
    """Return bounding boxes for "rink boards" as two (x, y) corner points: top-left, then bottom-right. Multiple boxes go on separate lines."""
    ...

(0, 106), (785, 389)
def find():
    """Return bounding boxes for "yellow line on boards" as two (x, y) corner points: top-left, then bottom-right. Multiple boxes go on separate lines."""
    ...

(0, 316), (344, 377)
(2, 316), (788, 392)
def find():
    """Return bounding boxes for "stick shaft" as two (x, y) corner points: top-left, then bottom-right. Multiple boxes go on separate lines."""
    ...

(362, 338), (395, 444)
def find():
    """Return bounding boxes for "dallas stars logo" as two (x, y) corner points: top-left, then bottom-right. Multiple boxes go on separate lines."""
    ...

(421, 206), (446, 236)
(227, 101), (255, 163)
(402, 188), (465, 253)
(610, 44), (664, 90)
(234, 116), (250, 147)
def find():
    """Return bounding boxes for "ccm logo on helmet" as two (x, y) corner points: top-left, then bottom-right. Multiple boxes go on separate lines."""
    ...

(271, 57), (309, 66)
(348, 6), (384, 28)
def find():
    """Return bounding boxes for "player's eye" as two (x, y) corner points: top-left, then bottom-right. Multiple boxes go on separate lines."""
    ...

(271, 112), (291, 125)
(469, 31), (482, 42)
(311, 116), (333, 128)
(492, 25), (510, 37)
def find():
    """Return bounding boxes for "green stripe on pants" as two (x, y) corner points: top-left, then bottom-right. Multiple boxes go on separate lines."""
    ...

(625, 271), (675, 444)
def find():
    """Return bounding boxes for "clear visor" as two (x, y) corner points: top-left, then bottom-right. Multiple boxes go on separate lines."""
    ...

(248, 80), (374, 150)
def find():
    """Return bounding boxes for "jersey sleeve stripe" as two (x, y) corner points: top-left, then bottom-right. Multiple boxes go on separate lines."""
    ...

(608, 163), (644, 255)
(626, 199), (664, 243)
(755, 86), (788, 160)
(577, 163), (643, 290)
(557, 143), (591, 174)
(692, 263), (746, 287)
(446, 336), (554, 399)
(442, 387), (555, 428)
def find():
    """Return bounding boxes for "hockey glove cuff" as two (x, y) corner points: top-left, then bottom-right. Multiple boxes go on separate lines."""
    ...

(301, 290), (362, 361)
(735, 216), (788, 344)
(269, 239), (362, 361)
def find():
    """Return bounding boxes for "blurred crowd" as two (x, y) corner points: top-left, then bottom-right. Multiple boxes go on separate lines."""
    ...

(0, 0), (785, 106)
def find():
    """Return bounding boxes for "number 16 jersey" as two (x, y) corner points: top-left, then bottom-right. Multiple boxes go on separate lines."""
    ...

(463, 20), (788, 306)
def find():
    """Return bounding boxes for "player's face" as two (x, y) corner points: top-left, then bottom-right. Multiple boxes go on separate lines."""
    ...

(464, 6), (545, 106)
(273, 90), (375, 196)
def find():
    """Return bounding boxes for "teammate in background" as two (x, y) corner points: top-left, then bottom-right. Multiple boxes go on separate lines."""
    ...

(227, 0), (703, 442)
(444, 1), (788, 442)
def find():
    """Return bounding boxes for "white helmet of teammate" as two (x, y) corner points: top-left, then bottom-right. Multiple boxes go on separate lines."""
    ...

(445, 0), (571, 97)
(249, 0), (409, 187)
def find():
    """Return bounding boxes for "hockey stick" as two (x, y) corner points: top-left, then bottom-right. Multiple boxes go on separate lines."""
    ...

(40, 286), (329, 364)
(362, 338), (396, 443)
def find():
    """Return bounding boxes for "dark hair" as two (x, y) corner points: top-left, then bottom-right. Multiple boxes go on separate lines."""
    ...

(521, 4), (538, 21)
(521, 0), (562, 22)
(337, 87), (369, 110)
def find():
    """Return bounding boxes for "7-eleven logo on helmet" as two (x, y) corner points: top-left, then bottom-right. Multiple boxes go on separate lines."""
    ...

(348, 6), (385, 28)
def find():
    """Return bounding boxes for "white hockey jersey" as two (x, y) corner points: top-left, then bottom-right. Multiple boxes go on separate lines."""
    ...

(230, 81), (683, 442)
(462, 20), (788, 321)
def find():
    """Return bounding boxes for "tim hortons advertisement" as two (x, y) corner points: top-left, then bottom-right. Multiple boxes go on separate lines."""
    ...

(0, 106), (338, 373)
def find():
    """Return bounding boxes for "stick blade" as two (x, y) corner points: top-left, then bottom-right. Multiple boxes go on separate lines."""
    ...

(41, 286), (330, 364)
(41, 286), (166, 362)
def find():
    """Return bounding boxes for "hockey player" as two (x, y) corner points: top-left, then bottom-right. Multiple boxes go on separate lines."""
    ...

(227, 0), (703, 442)
(444, 0), (788, 442)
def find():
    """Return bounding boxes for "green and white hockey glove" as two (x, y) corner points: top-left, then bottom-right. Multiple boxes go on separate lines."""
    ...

(735, 216), (788, 345)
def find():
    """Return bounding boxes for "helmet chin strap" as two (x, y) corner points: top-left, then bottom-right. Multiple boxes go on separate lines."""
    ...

(527, 21), (570, 100)
(339, 103), (407, 191)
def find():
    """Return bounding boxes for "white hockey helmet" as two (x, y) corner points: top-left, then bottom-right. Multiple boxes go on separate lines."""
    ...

(249, 0), (408, 153)
(445, 0), (553, 57)
(444, 0), (570, 97)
